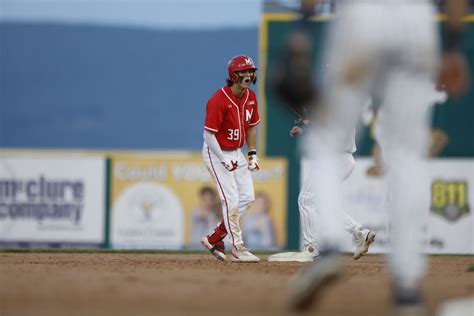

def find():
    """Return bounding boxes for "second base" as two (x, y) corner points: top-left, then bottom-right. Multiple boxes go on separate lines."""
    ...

(268, 251), (315, 262)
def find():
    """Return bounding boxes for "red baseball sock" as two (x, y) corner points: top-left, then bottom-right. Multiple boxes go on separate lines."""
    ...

(207, 221), (227, 244)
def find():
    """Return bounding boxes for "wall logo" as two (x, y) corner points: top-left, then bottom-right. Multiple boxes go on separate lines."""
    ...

(111, 182), (184, 248)
(430, 180), (470, 222)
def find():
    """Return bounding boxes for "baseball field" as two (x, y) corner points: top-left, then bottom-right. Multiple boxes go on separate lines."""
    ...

(0, 251), (472, 316)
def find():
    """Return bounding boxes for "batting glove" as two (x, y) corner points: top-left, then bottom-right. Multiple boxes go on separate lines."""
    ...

(221, 159), (238, 172)
(247, 150), (260, 171)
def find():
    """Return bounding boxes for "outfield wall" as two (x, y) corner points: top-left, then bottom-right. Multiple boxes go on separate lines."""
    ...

(302, 158), (474, 254)
(1, 151), (472, 254)
(0, 151), (288, 251)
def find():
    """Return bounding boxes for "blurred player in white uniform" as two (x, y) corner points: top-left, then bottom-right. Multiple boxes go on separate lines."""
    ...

(268, 107), (375, 262)
(289, 0), (469, 313)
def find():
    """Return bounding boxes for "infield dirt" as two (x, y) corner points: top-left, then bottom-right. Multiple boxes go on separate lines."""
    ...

(0, 253), (472, 316)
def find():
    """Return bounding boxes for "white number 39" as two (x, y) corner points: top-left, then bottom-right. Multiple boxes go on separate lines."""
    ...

(227, 129), (239, 140)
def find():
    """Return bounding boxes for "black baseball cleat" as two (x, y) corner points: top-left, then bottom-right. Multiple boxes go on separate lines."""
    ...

(201, 236), (226, 261)
(392, 286), (427, 316)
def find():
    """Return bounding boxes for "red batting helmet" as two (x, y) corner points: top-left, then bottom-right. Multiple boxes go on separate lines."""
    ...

(227, 55), (258, 84)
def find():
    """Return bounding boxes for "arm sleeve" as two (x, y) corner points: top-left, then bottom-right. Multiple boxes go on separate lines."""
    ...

(203, 130), (225, 162)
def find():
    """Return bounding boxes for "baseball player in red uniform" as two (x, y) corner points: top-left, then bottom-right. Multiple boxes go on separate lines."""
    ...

(200, 55), (261, 263)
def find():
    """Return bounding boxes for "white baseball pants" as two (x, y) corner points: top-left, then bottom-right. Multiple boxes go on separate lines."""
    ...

(202, 144), (255, 247)
(299, 153), (362, 249)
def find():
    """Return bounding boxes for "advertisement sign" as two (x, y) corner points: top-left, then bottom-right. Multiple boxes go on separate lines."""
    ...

(110, 153), (288, 249)
(0, 155), (106, 246)
(426, 160), (473, 253)
(302, 158), (474, 254)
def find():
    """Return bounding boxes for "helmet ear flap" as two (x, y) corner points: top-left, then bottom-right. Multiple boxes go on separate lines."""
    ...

(232, 72), (239, 83)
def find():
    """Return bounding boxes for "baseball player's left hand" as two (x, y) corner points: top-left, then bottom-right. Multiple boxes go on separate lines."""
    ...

(247, 151), (260, 171)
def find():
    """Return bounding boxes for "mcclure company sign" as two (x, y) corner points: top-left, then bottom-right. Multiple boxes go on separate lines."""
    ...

(0, 176), (85, 224)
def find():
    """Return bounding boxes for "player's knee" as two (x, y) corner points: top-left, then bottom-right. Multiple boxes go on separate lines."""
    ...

(223, 195), (240, 214)
(240, 194), (255, 209)
(229, 200), (240, 212)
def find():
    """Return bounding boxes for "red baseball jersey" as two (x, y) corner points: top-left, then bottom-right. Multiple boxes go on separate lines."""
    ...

(204, 86), (260, 149)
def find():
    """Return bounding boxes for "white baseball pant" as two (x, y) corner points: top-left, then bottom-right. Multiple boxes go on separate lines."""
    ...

(202, 144), (255, 247)
(299, 152), (362, 249)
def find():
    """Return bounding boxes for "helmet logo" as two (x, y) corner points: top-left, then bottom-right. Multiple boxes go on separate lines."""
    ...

(244, 58), (253, 66)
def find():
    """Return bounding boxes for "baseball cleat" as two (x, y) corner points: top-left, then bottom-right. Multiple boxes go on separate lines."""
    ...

(353, 229), (376, 260)
(288, 250), (343, 311)
(392, 286), (426, 316)
(231, 245), (260, 263)
(201, 236), (226, 261)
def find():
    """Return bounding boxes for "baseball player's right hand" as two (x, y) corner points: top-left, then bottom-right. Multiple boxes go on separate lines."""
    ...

(221, 159), (238, 172)
(290, 126), (304, 137)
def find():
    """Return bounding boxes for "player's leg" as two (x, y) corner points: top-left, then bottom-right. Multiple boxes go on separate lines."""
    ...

(340, 153), (360, 237)
(229, 149), (259, 262)
(268, 173), (319, 262)
(338, 152), (376, 259)
(202, 146), (242, 259)
(201, 220), (227, 260)
(235, 150), (255, 218)
(200, 145), (227, 260)
(297, 174), (320, 256)
(378, 72), (434, 303)
(378, 3), (439, 311)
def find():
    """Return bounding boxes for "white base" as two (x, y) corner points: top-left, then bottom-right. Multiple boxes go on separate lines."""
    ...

(268, 251), (315, 262)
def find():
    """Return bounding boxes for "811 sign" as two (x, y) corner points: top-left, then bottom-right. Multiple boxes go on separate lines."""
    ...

(431, 180), (470, 222)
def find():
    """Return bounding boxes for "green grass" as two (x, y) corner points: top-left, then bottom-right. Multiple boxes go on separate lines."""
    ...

(467, 264), (474, 272)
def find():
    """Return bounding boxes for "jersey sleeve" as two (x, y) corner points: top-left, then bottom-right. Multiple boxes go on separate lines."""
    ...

(249, 96), (260, 127)
(204, 97), (224, 133)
